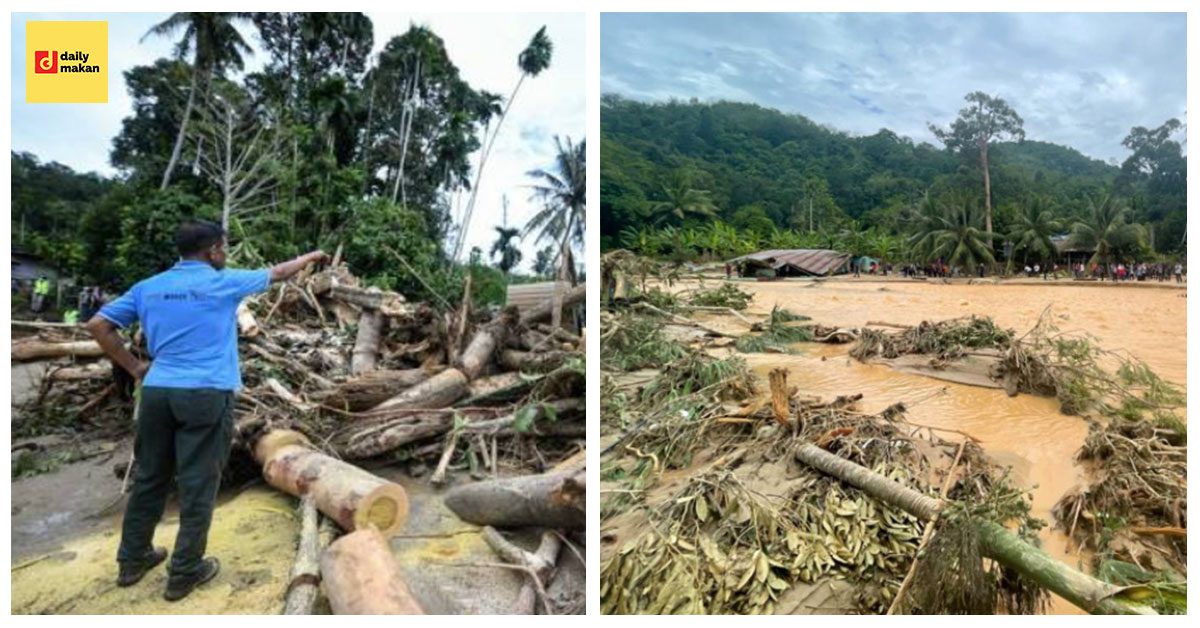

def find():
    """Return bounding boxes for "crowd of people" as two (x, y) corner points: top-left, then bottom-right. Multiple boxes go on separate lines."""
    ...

(1060, 261), (1186, 283)
(11, 275), (109, 322)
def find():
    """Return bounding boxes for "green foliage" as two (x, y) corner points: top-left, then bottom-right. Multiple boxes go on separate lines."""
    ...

(1094, 560), (1186, 615)
(736, 306), (813, 353)
(601, 312), (689, 371)
(687, 283), (752, 310)
(907, 194), (996, 267)
(1068, 194), (1147, 269)
(11, 449), (66, 479)
(641, 352), (755, 402)
(524, 136), (585, 253)
(11, 16), (573, 306)
(490, 226), (523, 274)
(113, 188), (221, 284)
(1007, 195), (1061, 265)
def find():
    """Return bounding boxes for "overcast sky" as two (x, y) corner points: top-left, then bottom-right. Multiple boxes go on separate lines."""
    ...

(11, 12), (585, 271)
(601, 13), (1186, 163)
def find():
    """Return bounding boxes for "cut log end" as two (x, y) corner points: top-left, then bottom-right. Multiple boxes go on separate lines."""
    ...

(355, 484), (410, 537)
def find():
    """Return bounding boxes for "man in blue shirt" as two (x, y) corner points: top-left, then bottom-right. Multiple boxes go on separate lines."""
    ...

(86, 219), (327, 601)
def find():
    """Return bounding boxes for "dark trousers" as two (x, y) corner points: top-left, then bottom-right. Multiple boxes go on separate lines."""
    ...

(117, 387), (234, 578)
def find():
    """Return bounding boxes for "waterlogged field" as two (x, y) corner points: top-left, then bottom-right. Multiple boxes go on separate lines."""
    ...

(670, 276), (1186, 614)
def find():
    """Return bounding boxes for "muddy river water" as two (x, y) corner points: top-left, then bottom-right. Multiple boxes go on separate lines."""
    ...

(678, 277), (1186, 614)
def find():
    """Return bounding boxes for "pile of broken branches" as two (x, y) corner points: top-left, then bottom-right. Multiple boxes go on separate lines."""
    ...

(12, 262), (587, 614)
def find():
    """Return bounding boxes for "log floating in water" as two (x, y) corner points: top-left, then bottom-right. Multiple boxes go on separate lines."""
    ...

(319, 528), (424, 615)
(254, 430), (409, 537)
(793, 442), (1158, 615)
(444, 469), (585, 530)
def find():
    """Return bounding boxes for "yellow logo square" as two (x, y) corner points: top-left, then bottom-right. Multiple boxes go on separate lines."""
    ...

(26, 21), (108, 103)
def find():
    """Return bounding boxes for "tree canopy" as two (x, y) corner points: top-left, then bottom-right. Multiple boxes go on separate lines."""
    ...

(12, 15), (579, 309)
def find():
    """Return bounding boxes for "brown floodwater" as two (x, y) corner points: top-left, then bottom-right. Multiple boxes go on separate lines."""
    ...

(679, 277), (1187, 614)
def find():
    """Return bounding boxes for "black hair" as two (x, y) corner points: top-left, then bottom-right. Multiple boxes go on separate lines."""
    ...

(175, 220), (225, 257)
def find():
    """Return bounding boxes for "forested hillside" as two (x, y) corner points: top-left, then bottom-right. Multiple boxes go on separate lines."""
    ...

(601, 95), (1185, 264)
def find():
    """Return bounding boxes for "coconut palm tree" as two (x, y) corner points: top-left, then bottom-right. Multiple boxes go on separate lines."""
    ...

(1069, 194), (1145, 275)
(524, 135), (585, 274)
(144, 12), (254, 190)
(1008, 196), (1062, 268)
(649, 170), (717, 225)
(908, 195), (995, 268)
(490, 226), (523, 275)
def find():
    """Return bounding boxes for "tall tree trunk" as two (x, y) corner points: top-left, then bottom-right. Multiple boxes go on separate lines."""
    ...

(360, 76), (377, 195)
(221, 101), (234, 232)
(391, 57), (420, 205)
(454, 72), (526, 260)
(161, 68), (200, 190)
(793, 443), (1157, 615)
(980, 140), (993, 237)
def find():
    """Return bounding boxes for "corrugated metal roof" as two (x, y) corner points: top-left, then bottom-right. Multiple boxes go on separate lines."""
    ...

(729, 249), (851, 276)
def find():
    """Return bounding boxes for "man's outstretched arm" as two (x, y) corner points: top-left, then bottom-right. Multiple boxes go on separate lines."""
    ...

(269, 250), (329, 283)
(85, 317), (149, 380)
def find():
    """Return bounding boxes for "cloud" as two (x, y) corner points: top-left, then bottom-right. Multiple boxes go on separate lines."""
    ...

(601, 13), (1186, 162)
(10, 12), (585, 273)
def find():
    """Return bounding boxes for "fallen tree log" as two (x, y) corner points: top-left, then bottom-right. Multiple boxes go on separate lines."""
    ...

(498, 350), (573, 373)
(328, 285), (410, 317)
(318, 367), (441, 411)
(519, 284), (586, 327)
(793, 443), (1158, 615)
(46, 362), (110, 382)
(255, 430), (409, 537)
(444, 470), (585, 530)
(457, 307), (518, 380)
(282, 495), (321, 615)
(12, 339), (105, 361)
(320, 528), (424, 614)
(335, 407), (504, 459)
(371, 368), (468, 412)
(534, 323), (581, 345)
(350, 310), (383, 375)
